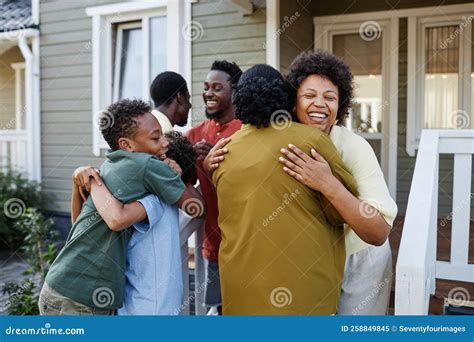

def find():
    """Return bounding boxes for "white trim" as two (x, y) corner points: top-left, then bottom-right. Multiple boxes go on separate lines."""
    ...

(0, 28), (38, 41)
(32, 0), (39, 26)
(85, 1), (167, 17)
(11, 62), (25, 131)
(87, 1), (189, 155)
(184, 0), (193, 129)
(406, 7), (474, 156)
(142, 17), (150, 101)
(313, 3), (473, 23)
(17, 36), (41, 182)
(314, 15), (399, 199)
(266, 0), (280, 69)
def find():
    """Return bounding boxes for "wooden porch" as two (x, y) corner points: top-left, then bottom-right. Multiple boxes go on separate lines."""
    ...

(389, 216), (474, 315)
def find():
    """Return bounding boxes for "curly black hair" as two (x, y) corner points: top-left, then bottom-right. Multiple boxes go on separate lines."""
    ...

(150, 71), (189, 107)
(232, 64), (295, 128)
(164, 131), (197, 184)
(100, 99), (151, 151)
(285, 50), (354, 124)
(210, 60), (243, 87)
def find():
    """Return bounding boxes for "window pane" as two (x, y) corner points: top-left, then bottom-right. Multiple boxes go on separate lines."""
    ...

(150, 16), (167, 81)
(424, 26), (459, 128)
(119, 28), (142, 100)
(333, 33), (383, 134)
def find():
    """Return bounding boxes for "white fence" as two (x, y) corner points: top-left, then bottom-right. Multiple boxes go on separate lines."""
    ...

(0, 130), (28, 174)
(395, 129), (474, 314)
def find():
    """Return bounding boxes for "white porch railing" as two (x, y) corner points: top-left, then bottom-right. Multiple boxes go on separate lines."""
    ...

(179, 211), (206, 315)
(0, 130), (28, 174)
(395, 129), (474, 314)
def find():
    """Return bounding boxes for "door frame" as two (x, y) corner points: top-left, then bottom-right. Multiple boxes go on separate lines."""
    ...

(314, 14), (399, 200)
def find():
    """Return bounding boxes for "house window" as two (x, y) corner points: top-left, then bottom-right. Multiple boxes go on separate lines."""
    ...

(424, 26), (460, 128)
(114, 23), (143, 101)
(86, 1), (189, 156)
(406, 12), (473, 155)
(112, 17), (167, 102)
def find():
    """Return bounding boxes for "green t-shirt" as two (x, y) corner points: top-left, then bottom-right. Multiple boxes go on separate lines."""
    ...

(46, 150), (185, 309)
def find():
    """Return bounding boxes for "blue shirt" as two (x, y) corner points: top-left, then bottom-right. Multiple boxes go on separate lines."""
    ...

(118, 195), (184, 315)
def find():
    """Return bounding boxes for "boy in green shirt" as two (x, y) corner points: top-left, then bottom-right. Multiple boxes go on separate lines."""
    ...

(39, 99), (201, 315)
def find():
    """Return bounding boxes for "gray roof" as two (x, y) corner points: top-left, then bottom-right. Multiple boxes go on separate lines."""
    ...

(0, 0), (36, 32)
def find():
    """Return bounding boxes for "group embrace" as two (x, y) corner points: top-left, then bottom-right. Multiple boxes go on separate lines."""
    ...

(38, 50), (397, 316)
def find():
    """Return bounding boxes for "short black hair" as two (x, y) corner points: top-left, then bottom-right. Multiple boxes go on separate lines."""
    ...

(150, 71), (189, 107)
(286, 50), (354, 123)
(233, 64), (295, 128)
(210, 60), (242, 87)
(100, 99), (151, 151)
(164, 131), (197, 184)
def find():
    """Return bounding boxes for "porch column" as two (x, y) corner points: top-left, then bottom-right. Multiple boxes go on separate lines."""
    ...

(266, 0), (280, 70)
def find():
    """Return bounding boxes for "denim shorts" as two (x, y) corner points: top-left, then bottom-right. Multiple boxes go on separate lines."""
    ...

(38, 282), (115, 316)
(203, 259), (222, 307)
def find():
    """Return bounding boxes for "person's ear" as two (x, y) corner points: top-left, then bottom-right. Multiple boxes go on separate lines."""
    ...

(176, 92), (183, 106)
(118, 137), (134, 152)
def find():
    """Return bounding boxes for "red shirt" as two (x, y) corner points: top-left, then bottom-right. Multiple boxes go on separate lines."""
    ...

(187, 119), (242, 262)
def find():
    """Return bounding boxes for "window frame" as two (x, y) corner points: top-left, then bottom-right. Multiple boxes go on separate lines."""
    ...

(406, 11), (473, 156)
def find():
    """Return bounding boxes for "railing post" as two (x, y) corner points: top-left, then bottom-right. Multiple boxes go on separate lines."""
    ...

(395, 129), (440, 315)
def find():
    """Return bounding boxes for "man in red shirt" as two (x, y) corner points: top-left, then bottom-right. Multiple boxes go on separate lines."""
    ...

(186, 60), (242, 314)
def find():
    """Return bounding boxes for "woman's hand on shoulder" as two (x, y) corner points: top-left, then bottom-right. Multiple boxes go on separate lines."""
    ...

(279, 144), (337, 194)
(203, 137), (231, 174)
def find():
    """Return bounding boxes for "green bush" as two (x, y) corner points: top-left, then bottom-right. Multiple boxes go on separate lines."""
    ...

(0, 172), (43, 250)
(2, 280), (39, 315)
(1, 208), (58, 315)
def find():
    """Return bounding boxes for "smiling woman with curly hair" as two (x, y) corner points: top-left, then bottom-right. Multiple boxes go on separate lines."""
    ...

(206, 63), (359, 315)
(281, 50), (397, 316)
